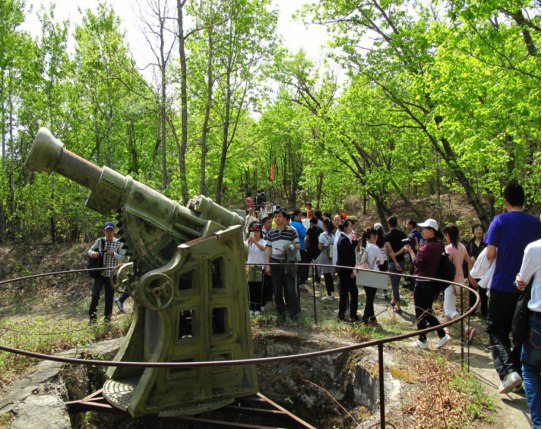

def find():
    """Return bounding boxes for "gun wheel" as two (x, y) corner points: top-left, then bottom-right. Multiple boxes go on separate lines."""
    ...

(140, 273), (174, 311)
(110, 263), (134, 295)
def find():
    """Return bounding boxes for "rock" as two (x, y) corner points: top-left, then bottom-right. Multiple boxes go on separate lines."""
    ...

(11, 395), (70, 429)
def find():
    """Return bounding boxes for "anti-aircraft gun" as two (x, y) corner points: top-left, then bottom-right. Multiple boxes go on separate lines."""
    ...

(24, 128), (258, 417)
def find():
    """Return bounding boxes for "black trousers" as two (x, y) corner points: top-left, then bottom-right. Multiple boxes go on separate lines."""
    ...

(298, 251), (311, 285)
(271, 263), (298, 317)
(338, 272), (358, 321)
(362, 286), (377, 323)
(487, 289), (522, 380)
(248, 279), (266, 311)
(323, 273), (334, 296)
(469, 280), (488, 319)
(414, 281), (445, 342)
(264, 272), (273, 301)
(89, 275), (114, 321)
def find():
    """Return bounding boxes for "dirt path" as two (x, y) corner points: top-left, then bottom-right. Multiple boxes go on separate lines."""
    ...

(367, 290), (533, 429)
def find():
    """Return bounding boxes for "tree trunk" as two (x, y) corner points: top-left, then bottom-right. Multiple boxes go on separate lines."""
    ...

(200, 21), (214, 196)
(149, 114), (161, 180)
(107, 83), (113, 168)
(316, 173), (323, 209)
(8, 71), (14, 216)
(216, 69), (232, 206)
(176, 0), (189, 203)
(1, 70), (4, 176)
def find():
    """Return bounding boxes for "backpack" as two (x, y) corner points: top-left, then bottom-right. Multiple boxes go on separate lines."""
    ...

(512, 277), (535, 352)
(355, 245), (374, 271)
(87, 238), (105, 278)
(435, 242), (456, 293)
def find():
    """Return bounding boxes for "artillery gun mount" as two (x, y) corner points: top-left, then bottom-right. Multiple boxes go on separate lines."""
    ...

(24, 128), (258, 417)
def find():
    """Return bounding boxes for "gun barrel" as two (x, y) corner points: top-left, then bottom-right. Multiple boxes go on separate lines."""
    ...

(25, 127), (102, 190)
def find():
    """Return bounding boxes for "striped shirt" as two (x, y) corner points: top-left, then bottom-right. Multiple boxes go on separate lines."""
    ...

(88, 237), (126, 277)
(266, 225), (299, 260)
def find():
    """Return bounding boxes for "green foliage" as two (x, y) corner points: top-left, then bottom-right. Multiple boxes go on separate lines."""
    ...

(0, 0), (539, 243)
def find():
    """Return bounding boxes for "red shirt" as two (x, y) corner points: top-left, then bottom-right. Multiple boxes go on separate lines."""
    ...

(246, 197), (254, 209)
(413, 238), (443, 279)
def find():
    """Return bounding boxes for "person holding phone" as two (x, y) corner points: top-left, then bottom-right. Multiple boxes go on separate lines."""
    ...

(247, 223), (266, 315)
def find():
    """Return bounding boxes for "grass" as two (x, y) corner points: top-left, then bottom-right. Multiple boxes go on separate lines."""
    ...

(399, 350), (495, 428)
(0, 297), (132, 396)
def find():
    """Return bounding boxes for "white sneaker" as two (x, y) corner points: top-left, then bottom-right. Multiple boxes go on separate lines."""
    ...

(299, 284), (309, 291)
(436, 334), (451, 349)
(322, 295), (334, 301)
(411, 339), (428, 349)
(254, 311), (260, 316)
(315, 282), (322, 287)
(499, 371), (523, 394)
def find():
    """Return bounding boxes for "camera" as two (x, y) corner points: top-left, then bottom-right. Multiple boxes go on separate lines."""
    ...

(401, 236), (417, 248)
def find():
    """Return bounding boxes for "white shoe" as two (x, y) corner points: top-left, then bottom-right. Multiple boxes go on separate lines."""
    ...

(499, 371), (523, 394)
(254, 311), (260, 316)
(411, 339), (428, 349)
(322, 295), (334, 301)
(436, 334), (451, 349)
(299, 284), (309, 291)
(315, 282), (322, 287)
(334, 310), (340, 314)
(249, 310), (254, 315)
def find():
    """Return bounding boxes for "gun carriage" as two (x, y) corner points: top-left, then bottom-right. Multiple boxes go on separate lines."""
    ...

(24, 128), (258, 417)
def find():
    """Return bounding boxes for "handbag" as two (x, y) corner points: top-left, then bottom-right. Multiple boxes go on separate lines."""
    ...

(356, 245), (388, 289)
(246, 265), (263, 282)
(435, 243), (456, 293)
(87, 238), (105, 278)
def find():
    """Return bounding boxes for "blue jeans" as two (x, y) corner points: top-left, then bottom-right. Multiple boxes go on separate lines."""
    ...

(522, 313), (541, 429)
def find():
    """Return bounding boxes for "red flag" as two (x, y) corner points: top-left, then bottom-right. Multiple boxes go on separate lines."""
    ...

(270, 163), (274, 181)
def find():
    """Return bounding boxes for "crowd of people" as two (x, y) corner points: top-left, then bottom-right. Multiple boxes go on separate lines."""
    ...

(241, 184), (540, 428)
(87, 183), (540, 429)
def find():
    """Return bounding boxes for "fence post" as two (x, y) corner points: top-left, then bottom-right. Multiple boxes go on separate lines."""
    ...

(378, 343), (385, 429)
(312, 264), (317, 325)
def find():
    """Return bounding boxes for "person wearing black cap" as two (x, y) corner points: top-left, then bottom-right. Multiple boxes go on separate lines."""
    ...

(87, 222), (125, 325)
(246, 222), (267, 315)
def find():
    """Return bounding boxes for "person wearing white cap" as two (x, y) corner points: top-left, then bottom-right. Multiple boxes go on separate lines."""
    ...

(404, 219), (451, 349)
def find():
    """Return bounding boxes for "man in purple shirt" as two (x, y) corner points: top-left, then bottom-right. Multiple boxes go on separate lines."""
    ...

(485, 183), (541, 394)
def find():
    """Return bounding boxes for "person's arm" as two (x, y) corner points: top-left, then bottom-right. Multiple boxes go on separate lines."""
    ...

(386, 241), (402, 270)
(253, 239), (266, 252)
(517, 245), (539, 290)
(486, 244), (496, 263)
(88, 239), (100, 258)
(265, 246), (272, 276)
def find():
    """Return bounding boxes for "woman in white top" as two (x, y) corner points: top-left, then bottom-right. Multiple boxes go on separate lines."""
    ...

(246, 222), (266, 314)
(359, 227), (383, 325)
(442, 224), (473, 336)
(374, 223), (390, 300)
(317, 218), (335, 301)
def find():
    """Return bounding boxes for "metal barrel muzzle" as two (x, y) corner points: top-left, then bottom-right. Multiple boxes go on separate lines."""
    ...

(24, 127), (102, 190)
